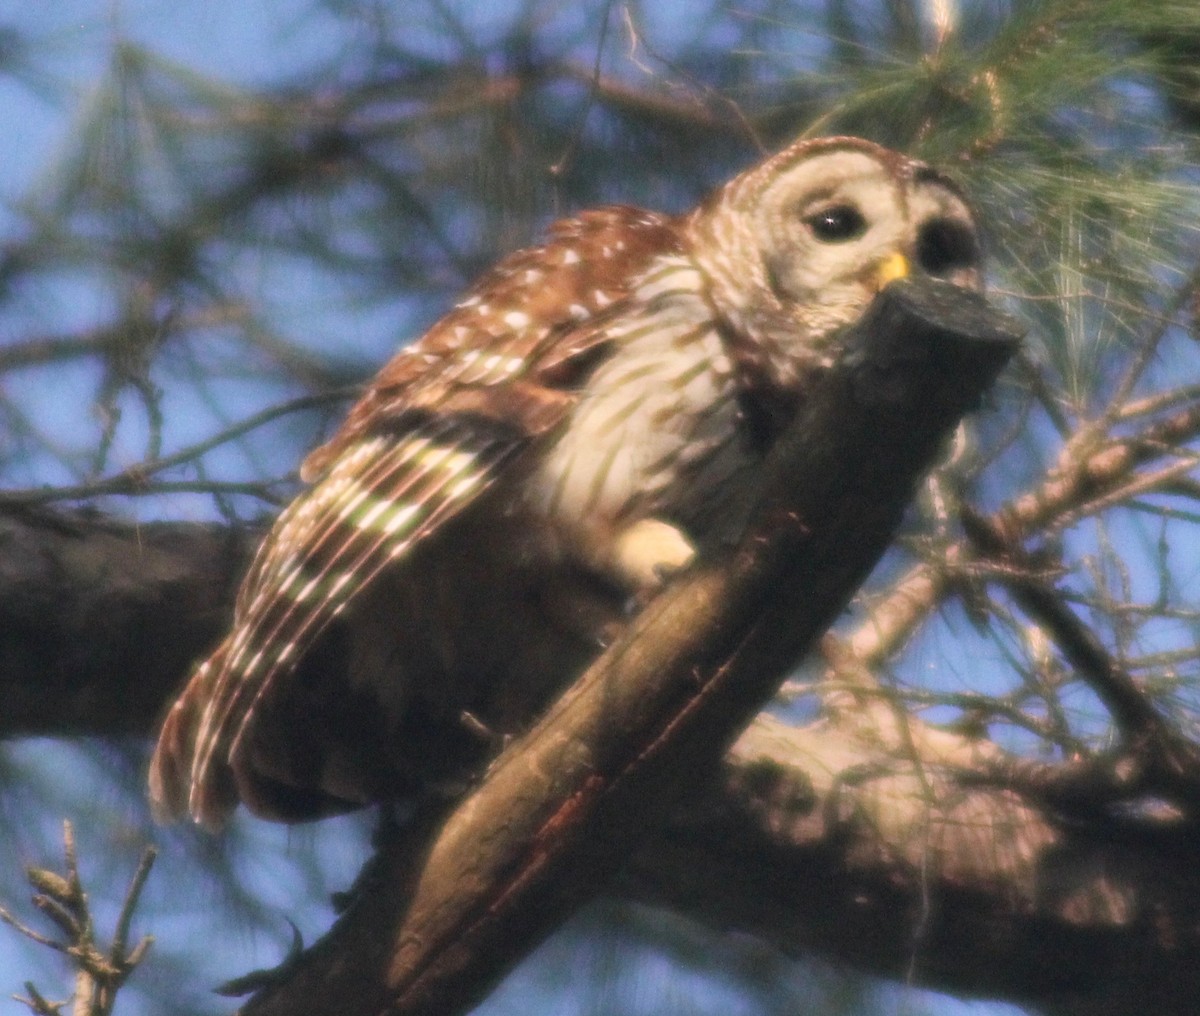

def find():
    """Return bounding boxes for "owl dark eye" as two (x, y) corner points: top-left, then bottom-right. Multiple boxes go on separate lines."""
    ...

(804, 204), (867, 243)
(917, 218), (979, 275)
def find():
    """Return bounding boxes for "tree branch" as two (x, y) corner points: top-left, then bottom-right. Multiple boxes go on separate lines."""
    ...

(627, 703), (1200, 1016)
(238, 278), (1021, 1016)
(0, 505), (252, 738)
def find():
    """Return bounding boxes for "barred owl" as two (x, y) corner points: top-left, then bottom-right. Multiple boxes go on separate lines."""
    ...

(149, 136), (982, 828)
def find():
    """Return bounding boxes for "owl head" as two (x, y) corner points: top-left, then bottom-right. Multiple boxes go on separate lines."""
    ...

(689, 136), (983, 383)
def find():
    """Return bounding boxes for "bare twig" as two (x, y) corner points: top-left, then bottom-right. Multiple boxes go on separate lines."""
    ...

(962, 506), (1164, 741)
(0, 388), (355, 506)
(1, 821), (156, 1016)
(844, 398), (1200, 672)
(549, 0), (615, 179)
(960, 507), (1200, 814)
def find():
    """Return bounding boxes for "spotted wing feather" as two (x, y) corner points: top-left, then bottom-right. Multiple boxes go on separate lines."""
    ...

(149, 206), (682, 828)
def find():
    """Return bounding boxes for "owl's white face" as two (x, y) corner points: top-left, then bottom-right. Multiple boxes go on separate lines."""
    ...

(693, 139), (982, 362)
(758, 148), (980, 301)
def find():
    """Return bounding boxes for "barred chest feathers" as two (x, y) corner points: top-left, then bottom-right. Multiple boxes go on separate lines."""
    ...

(528, 251), (755, 590)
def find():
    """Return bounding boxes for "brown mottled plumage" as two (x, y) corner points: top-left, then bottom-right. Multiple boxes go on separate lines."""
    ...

(149, 137), (982, 828)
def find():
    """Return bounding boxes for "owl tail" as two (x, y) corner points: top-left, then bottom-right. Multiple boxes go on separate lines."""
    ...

(149, 634), (374, 829)
(148, 641), (240, 830)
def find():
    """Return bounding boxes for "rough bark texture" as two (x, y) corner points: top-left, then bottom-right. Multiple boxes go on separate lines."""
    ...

(631, 704), (1200, 1016)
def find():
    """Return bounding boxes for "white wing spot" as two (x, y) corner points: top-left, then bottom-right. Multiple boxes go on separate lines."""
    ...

(384, 503), (421, 535)
(449, 474), (482, 498)
(458, 294), (481, 309)
(568, 304), (589, 320)
(336, 486), (373, 524)
(278, 565), (307, 595)
(593, 290), (612, 307)
(523, 268), (542, 283)
(294, 575), (321, 602)
(503, 310), (531, 329)
(354, 498), (391, 531)
(561, 248), (581, 265)
(433, 449), (479, 477)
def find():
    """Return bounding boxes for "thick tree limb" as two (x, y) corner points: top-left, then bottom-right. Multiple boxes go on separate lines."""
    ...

(237, 278), (1020, 1016)
(0, 505), (251, 738)
(629, 692), (1200, 1016)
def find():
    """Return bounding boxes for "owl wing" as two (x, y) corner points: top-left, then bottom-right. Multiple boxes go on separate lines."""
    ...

(149, 206), (683, 828)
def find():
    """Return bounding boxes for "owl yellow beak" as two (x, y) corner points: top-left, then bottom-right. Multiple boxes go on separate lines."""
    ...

(872, 252), (909, 291)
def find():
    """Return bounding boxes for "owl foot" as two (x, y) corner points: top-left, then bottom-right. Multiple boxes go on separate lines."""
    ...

(459, 709), (504, 747)
(611, 517), (696, 592)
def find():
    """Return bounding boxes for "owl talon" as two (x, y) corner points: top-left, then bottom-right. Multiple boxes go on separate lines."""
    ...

(611, 517), (697, 593)
(459, 709), (500, 746)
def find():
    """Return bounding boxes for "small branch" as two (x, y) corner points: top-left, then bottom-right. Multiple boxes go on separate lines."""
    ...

(1100, 258), (1200, 428)
(111, 847), (157, 965)
(961, 507), (1163, 740)
(0, 388), (355, 507)
(845, 392), (1200, 671)
(1117, 382), (1200, 422)
(961, 507), (1200, 813)
(549, 1), (615, 178)
(14, 982), (64, 1016)
(1054, 453), (1200, 530)
(1, 822), (156, 1016)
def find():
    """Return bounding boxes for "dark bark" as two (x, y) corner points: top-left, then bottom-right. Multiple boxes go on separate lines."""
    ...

(0, 504), (251, 738)
(631, 708), (1200, 1016)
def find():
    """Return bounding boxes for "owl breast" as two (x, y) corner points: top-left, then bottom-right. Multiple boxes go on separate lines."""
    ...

(529, 253), (760, 576)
